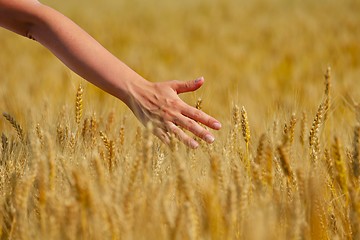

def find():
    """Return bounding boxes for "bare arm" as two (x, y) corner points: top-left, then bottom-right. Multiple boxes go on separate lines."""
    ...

(0, 0), (221, 148)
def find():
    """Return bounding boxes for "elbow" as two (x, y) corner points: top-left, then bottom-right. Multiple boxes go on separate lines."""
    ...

(25, 24), (37, 41)
(21, 1), (44, 41)
(0, 0), (42, 41)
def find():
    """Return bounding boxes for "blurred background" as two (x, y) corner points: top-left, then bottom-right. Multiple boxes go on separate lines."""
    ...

(1, 0), (359, 138)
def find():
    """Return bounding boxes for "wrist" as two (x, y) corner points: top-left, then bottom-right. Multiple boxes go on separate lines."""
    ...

(117, 73), (152, 108)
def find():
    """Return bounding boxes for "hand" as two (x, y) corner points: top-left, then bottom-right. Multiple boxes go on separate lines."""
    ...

(126, 77), (222, 149)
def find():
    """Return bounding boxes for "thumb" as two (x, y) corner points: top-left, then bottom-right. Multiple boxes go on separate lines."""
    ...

(174, 77), (205, 94)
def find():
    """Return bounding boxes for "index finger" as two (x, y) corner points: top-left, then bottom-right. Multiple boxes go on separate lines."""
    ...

(181, 105), (222, 130)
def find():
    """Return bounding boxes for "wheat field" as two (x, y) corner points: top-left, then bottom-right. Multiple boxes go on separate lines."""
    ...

(1, 0), (360, 239)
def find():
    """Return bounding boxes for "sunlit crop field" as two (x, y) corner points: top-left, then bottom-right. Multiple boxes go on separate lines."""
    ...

(1, 0), (360, 239)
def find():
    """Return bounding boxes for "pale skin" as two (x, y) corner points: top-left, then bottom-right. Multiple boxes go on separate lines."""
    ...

(0, 0), (221, 149)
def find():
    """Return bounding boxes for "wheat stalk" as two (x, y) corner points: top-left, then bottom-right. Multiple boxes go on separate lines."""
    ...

(75, 84), (84, 125)
(352, 125), (360, 180)
(288, 113), (297, 145)
(277, 145), (293, 180)
(283, 113), (297, 145)
(241, 106), (251, 175)
(3, 113), (24, 143)
(195, 98), (202, 110)
(323, 67), (331, 122)
(90, 114), (98, 146)
(35, 123), (45, 147)
(300, 111), (307, 147)
(1, 133), (9, 162)
(100, 131), (115, 172)
(106, 111), (115, 132)
(241, 106), (251, 147)
(81, 118), (89, 140)
(332, 136), (348, 201)
(309, 103), (324, 162)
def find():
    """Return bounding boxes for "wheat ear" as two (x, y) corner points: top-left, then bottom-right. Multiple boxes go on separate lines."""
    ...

(100, 131), (115, 172)
(75, 84), (84, 125)
(323, 67), (331, 122)
(309, 103), (324, 162)
(241, 106), (251, 175)
(241, 106), (251, 147)
(3, 113), (24, 142)
(300, 111), (307, 147)
(195, 98), (202, 110)
(352, 125), (360, 180)
(277, 145), (293, 180)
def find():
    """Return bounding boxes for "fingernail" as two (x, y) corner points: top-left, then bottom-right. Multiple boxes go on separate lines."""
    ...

(205, 134), (215, 143)
(195, 76), (204, 83)
(213, 122), (222, 130)
(190, 140), (199, 149)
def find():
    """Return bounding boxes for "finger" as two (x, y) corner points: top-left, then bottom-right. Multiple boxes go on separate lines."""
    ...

(172, 77), (204, 94)
(181, 106), (222, 130)
(173, 115), (216, 144)
(167, 122), (199, 149)
(153, 127), (170, 145)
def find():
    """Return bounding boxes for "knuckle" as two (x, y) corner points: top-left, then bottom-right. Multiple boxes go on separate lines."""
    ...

(207, 118), (216, 126)
(201, 130), (210, 139)
(185, 119), (197, 131)
(154, 128), (166, 141)
(173, 129), (185, 140)
(152, 82), (162, 91)
(185, 137), (194, 146)
(157, 129), (166, 139)
(168, 123), (177, 132)
(172, 116), (181, 126)
(185, 81), (192, 88)
(188, 121), (208, 138)
(170, 99), (181, 108)
(170, 80), (180, 88)
(196, 128), (208, 139)
(192, 110), (203, 120)
(189, 121), (208, 137)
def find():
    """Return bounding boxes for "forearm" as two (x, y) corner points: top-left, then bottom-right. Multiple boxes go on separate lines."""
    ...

(0, 0), (222, 148)
(0, 1), (147, 105)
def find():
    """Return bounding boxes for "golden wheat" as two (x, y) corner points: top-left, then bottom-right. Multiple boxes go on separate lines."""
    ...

(75, 84), (84, 125)
(1, 0), (360, 239)
(2, 113), (24, 143)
